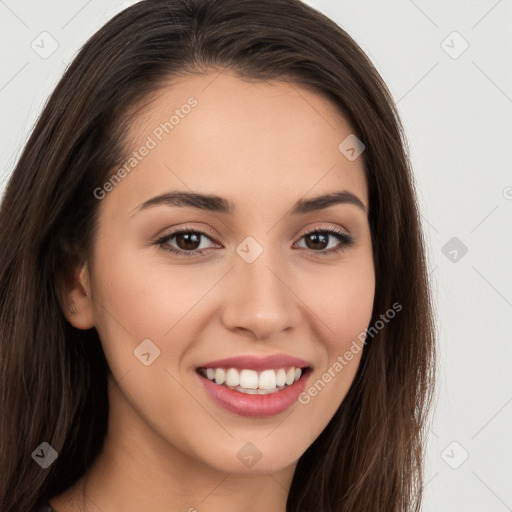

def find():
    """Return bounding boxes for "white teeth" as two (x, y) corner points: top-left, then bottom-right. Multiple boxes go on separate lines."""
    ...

(239, 369), (259, 389)
(258, 369), (276, 390)
(285, 368), (295, 385)
(276, 368), (287, 387)
(214, 368), (226, 385)
(225, 368), (240, 387)
(202, 366), (306, 391)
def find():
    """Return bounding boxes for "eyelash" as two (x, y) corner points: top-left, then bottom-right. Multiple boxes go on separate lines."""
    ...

(155, 225), (355, 257)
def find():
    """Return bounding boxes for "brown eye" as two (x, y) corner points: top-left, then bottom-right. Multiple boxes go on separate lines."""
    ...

(295, 228), (354, 255)
(304, 232), (329, 251)
(155, 227), (219, 256)
(174, 232), (202, 251)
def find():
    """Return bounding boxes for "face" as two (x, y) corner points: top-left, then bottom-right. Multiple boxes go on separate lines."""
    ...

(67, 70), (375, 476)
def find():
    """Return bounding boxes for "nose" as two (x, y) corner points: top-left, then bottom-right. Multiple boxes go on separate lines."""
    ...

(220, 245), (301, 340)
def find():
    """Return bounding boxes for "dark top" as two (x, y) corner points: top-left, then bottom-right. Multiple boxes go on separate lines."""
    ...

(33, 503), (57, 512)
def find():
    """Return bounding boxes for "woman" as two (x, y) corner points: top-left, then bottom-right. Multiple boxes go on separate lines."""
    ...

(0, 0), (436, 511)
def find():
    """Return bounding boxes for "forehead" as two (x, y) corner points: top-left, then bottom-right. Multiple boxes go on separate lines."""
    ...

(103, 70), (368, 216)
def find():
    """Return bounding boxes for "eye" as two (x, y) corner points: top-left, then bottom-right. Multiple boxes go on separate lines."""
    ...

(155, 225), (354, 257)
(155, 225), (220, 257)
(294, 226), (354, 255)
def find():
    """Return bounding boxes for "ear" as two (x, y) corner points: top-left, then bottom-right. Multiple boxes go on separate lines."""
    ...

(60, 260), (95, 330)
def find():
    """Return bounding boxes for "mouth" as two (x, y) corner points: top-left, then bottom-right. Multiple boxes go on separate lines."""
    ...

(195, 364), (313, 418)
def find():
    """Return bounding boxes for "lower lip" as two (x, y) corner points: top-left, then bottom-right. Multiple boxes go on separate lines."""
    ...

(196, 369), (310, 418)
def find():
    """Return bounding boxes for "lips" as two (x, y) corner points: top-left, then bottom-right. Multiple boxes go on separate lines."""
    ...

(195, 353), (313, 417)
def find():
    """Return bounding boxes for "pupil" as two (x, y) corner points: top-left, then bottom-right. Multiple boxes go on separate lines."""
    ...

(308, 233), (328, 250)
(177, 233), (200, 250)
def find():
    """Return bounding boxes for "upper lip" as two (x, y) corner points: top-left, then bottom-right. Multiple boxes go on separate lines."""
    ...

(196, 354), (312, 371)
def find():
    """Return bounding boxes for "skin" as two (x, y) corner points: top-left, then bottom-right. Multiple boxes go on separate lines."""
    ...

(53, 70), (375, 512)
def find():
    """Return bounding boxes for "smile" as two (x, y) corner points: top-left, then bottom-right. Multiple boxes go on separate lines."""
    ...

(196, 365), (312, 417)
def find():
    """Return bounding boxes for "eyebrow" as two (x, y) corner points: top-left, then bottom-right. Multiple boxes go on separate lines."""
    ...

(130, 190), (367, 217)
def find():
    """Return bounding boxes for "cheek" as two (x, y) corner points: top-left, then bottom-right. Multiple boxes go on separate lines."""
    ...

(328, 269), (375, 347)
(87, 249), (210, 450)
(292, 256), (374, 429)
(89, 243), (236, 394)
(300, 253), (375, 351)
(90, 238), (197, 336)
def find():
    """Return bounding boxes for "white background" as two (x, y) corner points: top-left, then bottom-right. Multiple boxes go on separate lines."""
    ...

(1, 1), (511, 510)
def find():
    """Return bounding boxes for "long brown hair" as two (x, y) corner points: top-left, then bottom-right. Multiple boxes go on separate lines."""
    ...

(0, 1), (436, 510)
